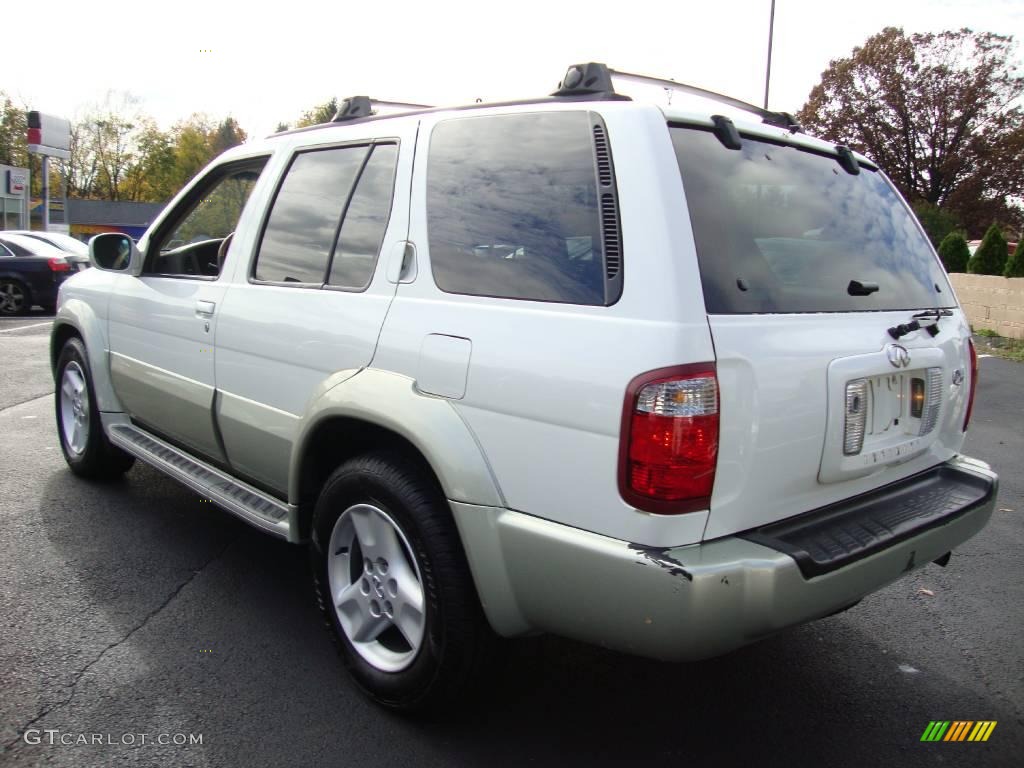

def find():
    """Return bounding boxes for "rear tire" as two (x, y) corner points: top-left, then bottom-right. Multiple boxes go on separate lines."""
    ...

(55, 337), (135, 480)
(0, 279), (30, 316)
(310, 451), (494, 711)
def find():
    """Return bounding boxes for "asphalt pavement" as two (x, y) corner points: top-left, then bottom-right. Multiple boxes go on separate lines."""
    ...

(1, 315), (1021, 767)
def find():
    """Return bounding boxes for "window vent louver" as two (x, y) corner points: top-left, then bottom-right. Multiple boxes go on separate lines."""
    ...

(593, 124), (612, 187)
(601, 193), (621, 279)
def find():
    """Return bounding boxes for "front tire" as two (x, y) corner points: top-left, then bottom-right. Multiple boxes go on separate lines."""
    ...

(310, 452), (493, 711)
(55, 337), (135, 480)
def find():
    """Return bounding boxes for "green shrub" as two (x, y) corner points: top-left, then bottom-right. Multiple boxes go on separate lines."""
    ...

(967, 224), (1009, 275)
(913, 202), (960, 248)
(1004, 242), (1024, 278)
(937, 231), (970, 273)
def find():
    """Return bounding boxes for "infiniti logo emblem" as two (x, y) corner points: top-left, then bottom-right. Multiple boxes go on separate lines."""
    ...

(886, 343), (911, 368)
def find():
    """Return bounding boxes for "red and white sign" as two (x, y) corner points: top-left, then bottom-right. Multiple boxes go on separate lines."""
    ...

(27, 111), (71, 160)
(7, 169), (26, 194)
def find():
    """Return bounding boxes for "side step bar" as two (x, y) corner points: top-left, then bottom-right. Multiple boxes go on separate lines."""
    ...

(107, 421), (292, 540)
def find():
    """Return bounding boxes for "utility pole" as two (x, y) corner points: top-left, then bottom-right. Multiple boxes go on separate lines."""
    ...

(764, 0), (776, 109)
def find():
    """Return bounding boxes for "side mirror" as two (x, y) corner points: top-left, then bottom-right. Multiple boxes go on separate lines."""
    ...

(89, 233), (142, 275)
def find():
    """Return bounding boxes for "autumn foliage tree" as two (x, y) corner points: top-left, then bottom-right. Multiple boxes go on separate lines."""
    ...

(798, 28), (1024, 237)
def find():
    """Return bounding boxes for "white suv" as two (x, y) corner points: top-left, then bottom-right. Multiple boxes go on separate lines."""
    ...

(51, 63), (998, 710)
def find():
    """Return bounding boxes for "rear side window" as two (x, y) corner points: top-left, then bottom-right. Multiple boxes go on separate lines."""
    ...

(671, 127), (953, 314)
(328, 144), (398, 289)
(254, 142), (398, 287)
(255, 146), (368, 283)
(427, 111), (618, 305)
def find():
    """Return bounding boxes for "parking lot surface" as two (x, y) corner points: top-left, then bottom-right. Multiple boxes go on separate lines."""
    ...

(1, 315), (1021, 767)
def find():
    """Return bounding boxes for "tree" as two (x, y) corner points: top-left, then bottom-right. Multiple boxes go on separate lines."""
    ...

(122, 120), (176, 202)
(937, 231), (970, 272)
(913, 201), (960, 247)
(967, 223), (1009, 275)
(169, 114), (220, 192)
(296, 97), (340, 128)
(0, 92), (27, 167)
(798, 28), (1024, 237)
(1004, 243), (1024, 278)
(68, 92), (145, 201)
(210, 116), (246, 155)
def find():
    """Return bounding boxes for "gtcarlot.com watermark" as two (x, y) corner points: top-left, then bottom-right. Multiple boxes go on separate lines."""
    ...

(24, 729), (202, 747)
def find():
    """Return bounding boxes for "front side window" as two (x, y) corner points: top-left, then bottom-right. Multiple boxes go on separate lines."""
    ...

(426, 111), (610, 305)
(149, 158), (268, 277)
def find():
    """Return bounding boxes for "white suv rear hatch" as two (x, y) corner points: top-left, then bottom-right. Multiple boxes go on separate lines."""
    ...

(669, 125), (974, 540)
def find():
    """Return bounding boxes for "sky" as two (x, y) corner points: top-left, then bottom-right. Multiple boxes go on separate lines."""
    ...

(6, 0), (1023, 139)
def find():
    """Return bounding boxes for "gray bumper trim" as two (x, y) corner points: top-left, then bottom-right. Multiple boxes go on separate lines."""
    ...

(451, 456), (997, 661)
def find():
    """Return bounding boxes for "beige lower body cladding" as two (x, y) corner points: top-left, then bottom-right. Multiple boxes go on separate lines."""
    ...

(949, 274), (1024, 340)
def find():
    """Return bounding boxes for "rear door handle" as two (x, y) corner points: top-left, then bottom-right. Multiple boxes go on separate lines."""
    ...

(195, 300), (216, 317)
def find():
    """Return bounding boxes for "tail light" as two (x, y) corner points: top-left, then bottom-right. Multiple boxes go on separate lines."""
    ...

(47, 257), (71, 272)
(843, 378), (867, 456)
(963, 338), (978, 431)
(619, 364), (719, 514)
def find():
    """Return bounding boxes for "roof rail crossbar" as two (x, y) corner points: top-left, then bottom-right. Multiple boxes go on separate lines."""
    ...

(553, 62), (617, 96)
(332, 96), (373, 122)
(610, 67), (802, 132)
(553, 63), (800, 132)
(609, 69), (802, 132)
(369, 100), (434, 111)
(332, 97), (434, 123)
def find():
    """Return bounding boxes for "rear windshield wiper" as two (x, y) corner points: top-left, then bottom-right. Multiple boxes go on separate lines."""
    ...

(888, 309), (953, 340)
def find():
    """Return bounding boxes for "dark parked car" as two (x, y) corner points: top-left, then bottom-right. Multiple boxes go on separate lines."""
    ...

(4, 230), (90, 271)
(0, 234), (74, 315)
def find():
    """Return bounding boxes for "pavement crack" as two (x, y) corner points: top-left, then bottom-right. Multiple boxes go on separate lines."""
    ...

(0, 391), (54, 414)
(2, 536), (237, 752)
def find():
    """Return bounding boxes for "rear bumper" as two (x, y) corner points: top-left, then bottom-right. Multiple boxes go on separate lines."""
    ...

(452, 455), (997, 661)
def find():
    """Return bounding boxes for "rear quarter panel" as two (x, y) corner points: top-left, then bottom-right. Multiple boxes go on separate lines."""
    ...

(375, 102), (716, 547)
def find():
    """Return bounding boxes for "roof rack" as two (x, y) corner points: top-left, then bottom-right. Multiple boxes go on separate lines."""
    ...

(332, 97), (433, 123)
(553, 62), (801, 132)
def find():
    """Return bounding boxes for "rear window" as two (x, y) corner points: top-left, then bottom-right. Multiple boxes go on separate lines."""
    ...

(671, 126), (954, 314)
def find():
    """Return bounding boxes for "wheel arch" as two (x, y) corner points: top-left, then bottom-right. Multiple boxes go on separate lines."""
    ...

(290, 369), (504, 542)
(51, 299), (124, 413)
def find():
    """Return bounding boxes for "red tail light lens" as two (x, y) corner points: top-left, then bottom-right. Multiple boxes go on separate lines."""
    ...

(963, 338), (978, 432)
(619, 365), (719, 514)
(47, 257), (71, 272)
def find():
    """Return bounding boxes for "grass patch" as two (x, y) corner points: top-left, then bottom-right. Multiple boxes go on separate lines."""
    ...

(973, 330), (1024, 362)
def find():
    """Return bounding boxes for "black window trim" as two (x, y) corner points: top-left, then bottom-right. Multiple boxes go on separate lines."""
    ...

(249, 137), (401, 292)
(425, 109), (623, 307)
(144, 155), (271, 281)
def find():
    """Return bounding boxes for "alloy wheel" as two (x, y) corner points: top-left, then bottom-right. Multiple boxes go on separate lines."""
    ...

(60, 361), (90, 455)
(0, 282), (26, 314)
(327, 503), (426, 672)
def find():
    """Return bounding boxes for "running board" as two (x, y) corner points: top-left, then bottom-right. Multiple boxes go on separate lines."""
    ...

(107, 422), (292, 540)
